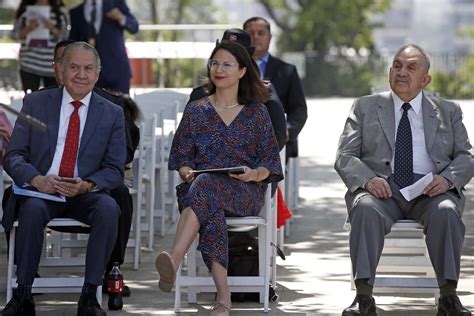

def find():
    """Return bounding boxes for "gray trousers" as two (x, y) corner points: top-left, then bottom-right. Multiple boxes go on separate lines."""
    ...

(15, 192), (119, 286)
(345, 176), (465, 287)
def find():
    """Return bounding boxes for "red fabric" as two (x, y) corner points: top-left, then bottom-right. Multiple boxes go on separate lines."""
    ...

(277, 186), (292, 228)
(58, 101), (81, 177)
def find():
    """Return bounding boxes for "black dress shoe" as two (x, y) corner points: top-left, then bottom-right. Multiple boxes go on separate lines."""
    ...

(438, 295), (472, 316)
(1, 296), (35, 316)
(122, 285), (131, 297)
(342, 294), (377, 316)
(77, 295), (106, 316)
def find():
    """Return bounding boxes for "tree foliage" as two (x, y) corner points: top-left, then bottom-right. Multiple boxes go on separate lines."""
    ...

(431, 27), (474, 99)
(257, 0), (392, 96)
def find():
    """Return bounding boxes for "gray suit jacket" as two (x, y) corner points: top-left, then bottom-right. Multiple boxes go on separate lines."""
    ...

(335, 91), (474, 201)
(2, 87), (126, 231)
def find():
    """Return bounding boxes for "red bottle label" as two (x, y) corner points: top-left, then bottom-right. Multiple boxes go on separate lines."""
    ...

(107, 278), (123, 293)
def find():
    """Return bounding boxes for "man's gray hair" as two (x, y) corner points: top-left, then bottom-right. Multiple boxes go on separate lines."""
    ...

(394, 44), (431, 73)
(60, 41), (101, 69)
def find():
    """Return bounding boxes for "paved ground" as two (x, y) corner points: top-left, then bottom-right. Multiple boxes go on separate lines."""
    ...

(0, 97), (473, 315)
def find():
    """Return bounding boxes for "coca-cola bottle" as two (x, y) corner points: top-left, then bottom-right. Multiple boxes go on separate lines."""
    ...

(107, 262), (123, 310)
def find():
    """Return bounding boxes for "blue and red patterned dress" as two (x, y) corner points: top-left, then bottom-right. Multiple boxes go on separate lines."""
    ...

(168, 96), (283, 270)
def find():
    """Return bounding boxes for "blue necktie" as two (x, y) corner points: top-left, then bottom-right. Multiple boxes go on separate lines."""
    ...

(256, 59), (264, 79)
(394, 103), (413, 188)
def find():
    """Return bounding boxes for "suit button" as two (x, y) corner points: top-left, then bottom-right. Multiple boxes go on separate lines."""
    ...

(385, 161), (390, 166)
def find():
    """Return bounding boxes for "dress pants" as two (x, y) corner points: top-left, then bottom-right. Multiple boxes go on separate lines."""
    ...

(19, 69), (56, 94)
(345, 176), (465, 287)
(106, 183), (133, 272)
(15, 192), (119, 285)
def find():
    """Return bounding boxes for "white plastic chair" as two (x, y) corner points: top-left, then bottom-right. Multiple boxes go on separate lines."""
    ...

(350, 219), (438, 302)
(6, 218), (102, 304)
(137, 115), (157, 251)
(174, 187), (275, 313)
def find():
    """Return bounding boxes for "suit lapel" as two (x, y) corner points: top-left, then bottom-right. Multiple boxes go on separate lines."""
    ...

(422, 93), (440, 152)
(376, 92), (396, 151)
(79, 92), (104, 155)
(264, 55), (278, 81)
(46, 89), (62, 160)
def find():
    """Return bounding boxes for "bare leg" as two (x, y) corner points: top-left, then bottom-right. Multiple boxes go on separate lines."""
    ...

(170, 207), (200, 266)
(156, 207), (200, 292)
(211, 261), (231, 315)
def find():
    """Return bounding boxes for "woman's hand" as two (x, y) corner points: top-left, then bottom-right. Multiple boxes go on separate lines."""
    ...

(229, 167), (269, 183)
(42, 18), (60, 39)
(179, 166), (194, 183)
(19, 20), (39, 39)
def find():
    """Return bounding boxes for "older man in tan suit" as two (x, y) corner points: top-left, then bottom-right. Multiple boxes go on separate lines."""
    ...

(335, 44), (474, 316)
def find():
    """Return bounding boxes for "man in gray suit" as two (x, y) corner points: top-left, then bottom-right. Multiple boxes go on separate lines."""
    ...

(335, 44), (473, 316)
(1, 42), (125, 316)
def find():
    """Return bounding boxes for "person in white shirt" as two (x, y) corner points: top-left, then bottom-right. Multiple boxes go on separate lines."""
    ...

(335, 44), (473, 316)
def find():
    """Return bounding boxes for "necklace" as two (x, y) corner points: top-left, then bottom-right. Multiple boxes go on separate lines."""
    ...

(219, 102), (241, 109)
(212, 96), (241, 109)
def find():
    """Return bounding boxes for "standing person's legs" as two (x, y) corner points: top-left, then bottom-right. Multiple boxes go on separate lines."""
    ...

(19, 70), (41, 94)
(42, 76), (57, 89)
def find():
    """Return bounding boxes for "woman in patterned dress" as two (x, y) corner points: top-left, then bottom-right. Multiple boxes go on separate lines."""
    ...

(156, 40), (283, 315)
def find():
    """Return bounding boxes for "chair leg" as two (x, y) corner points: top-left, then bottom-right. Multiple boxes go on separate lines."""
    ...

(174, 263), (182, 312)
(6, 227), (15, 303)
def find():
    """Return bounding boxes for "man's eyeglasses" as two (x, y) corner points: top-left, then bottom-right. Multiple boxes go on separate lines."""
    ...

(207, 59), (238, 72)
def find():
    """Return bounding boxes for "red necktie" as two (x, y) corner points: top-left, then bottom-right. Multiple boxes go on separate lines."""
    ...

(58, 100), (82, 177)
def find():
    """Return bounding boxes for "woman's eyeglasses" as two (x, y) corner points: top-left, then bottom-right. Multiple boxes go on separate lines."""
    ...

(207, 59), (238, 72)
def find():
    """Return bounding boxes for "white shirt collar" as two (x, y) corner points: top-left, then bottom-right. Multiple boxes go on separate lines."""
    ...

(62, 87), (92, 108)
(391, 90), (423, 115)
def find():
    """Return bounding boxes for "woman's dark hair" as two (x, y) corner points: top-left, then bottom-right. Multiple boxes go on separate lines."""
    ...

(15, 0), (64, 28)
(205, 40), (269, 104)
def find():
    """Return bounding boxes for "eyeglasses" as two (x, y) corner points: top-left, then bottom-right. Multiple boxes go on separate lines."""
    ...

(207, 59), (238, 72)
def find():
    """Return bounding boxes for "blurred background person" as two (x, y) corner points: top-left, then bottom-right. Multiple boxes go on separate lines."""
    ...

(156, 41), (283, 316)
(11, 0), (69, 94)
(69, 0), (139, 94)
(244, 16), (307, 161)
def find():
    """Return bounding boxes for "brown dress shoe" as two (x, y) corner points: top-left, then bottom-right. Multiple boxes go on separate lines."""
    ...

(342, 294), (377, 316)
(438, 295), (471, 316)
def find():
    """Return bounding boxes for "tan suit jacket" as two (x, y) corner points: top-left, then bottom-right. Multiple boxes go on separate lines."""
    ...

(335, 91), (474, 204)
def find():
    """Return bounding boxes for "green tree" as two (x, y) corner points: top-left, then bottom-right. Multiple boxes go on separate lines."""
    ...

(257, 0), (392, 96)
(430, 27), (474, 99)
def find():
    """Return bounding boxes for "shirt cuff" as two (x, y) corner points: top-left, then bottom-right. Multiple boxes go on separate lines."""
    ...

(119, 16), (126, 27)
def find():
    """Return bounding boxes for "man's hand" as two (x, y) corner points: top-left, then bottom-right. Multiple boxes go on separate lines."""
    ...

(423, 175), (451, 197)
(365, 177), (392, 199)
(30, 175), (58, 194)
(106, 8), (125, 22)
(54, 177), (89, 197)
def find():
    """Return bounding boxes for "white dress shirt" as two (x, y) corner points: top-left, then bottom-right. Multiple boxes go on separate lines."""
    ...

(84, 0), (103, 34)
(391, 91), (436, 175)
(46, 88), (91, 177)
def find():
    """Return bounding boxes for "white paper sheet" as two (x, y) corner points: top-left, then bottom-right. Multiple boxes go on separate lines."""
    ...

(399, 172), (433, 201)
(13, 184), (66, 202)
(25, 5), (50, 47)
